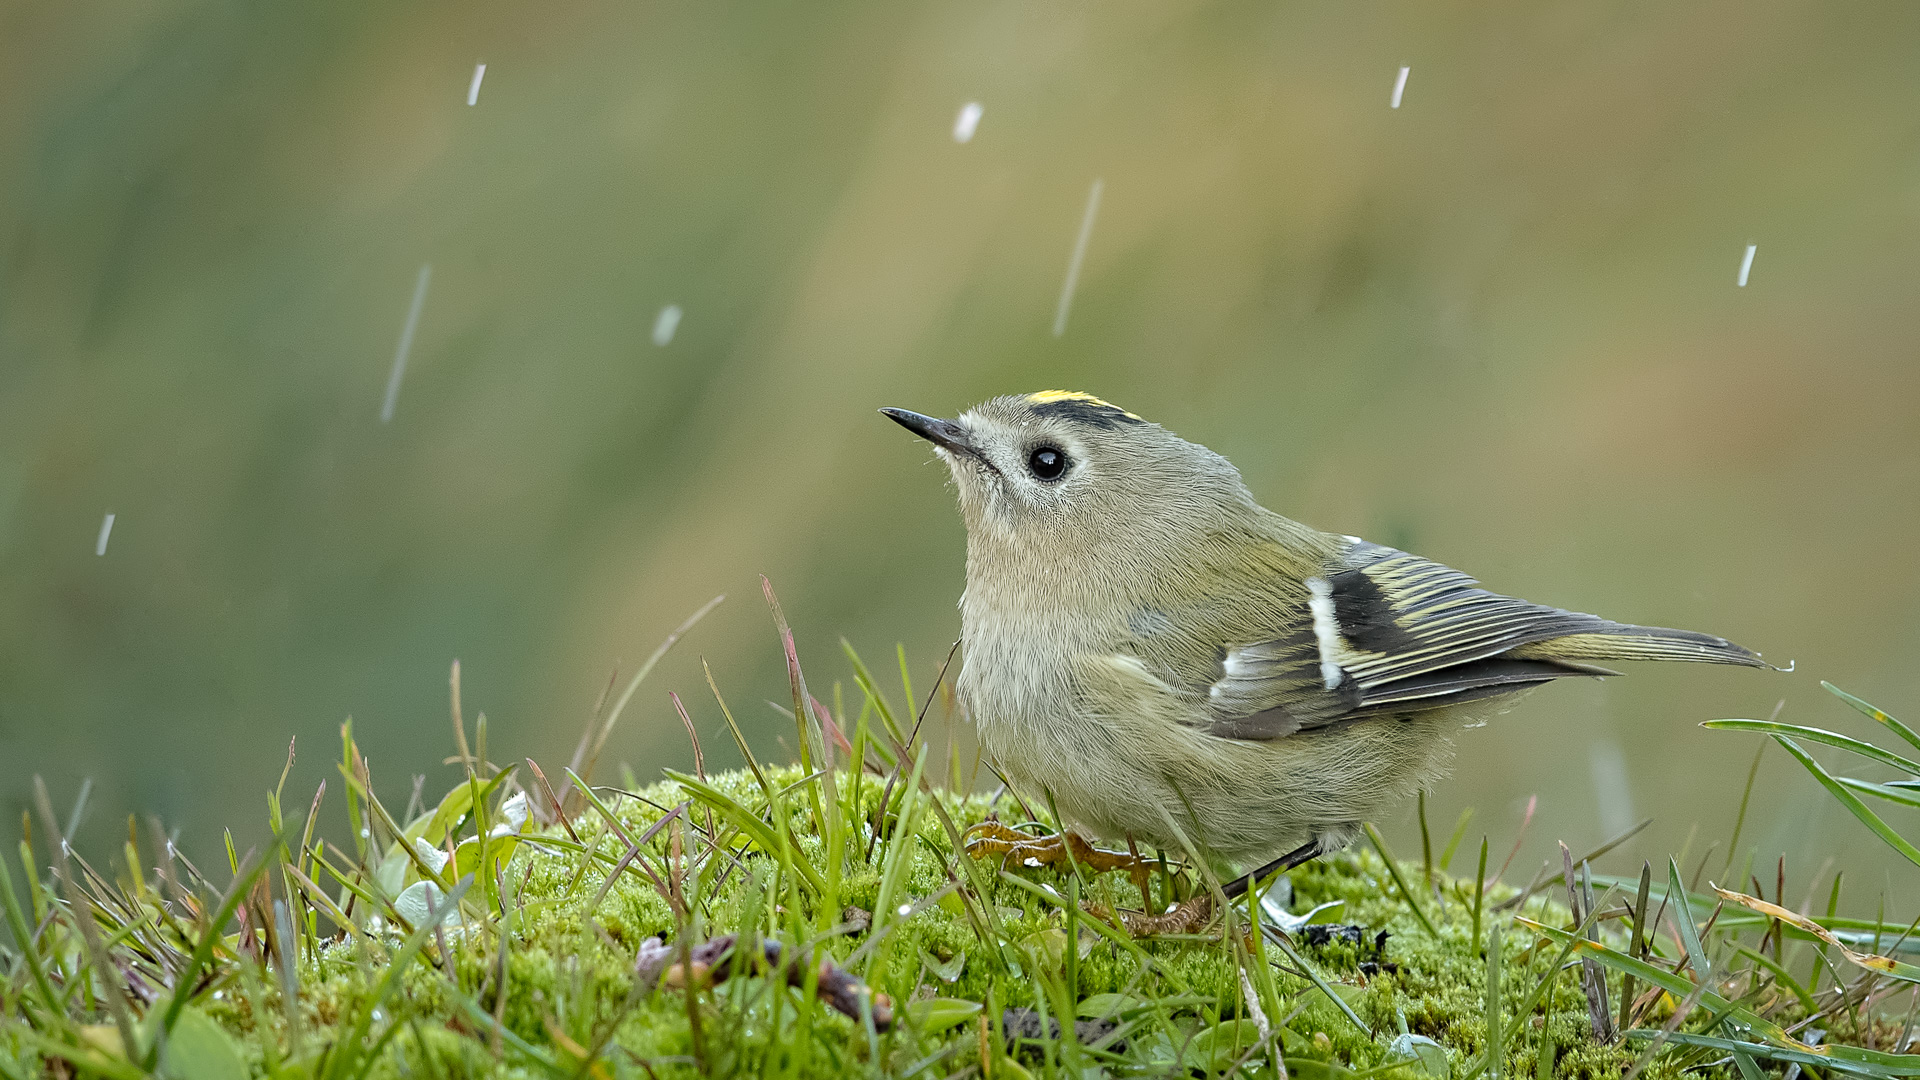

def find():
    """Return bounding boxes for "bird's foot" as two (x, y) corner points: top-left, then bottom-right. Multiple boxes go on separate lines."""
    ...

(964, 823), (1209, 935)
(961, 822), (1148, 877)
(1091, 893), (1216, 938)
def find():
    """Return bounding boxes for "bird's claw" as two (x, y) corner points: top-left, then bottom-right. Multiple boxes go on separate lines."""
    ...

(961, 822), (1146, 875)
(964, 823), (1219, 935)
(1087, 893), (1217, 937)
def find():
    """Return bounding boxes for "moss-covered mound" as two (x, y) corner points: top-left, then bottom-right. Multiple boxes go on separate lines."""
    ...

(8, 750), (1810, 1080)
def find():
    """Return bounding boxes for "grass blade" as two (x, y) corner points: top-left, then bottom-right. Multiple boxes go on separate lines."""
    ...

(0, 854), (61, 1018)
(1439, 807), (1474, 874)
(1264, 928), (1369, 1034)
(1823, 681), (1920, 754)
(1714, 885), (1920, 984)
(702, 661), (775, 804)
(1623, 1030), (1920, 1077)
(1484, 919), (1503, 1079)
(1839, 775), (1920, 809)
(1703, 719), (1920, 777)
(150, 844), (276, 1069)
(1517, 917), (1801, 1048)
(1770, 735), (1920, 869)
(323, 877), (473, 1080)
(1363, 823), (1438, 938)
(567, 593), (725, 792)
(664, 770), (826, 896)
(1665, 857), (1713, 984)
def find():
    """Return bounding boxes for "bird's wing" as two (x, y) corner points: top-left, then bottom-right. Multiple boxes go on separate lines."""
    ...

(1202, 540), (1760, 740)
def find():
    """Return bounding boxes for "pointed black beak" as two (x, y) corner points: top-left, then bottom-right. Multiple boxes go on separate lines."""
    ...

(880, 408), (976, 457)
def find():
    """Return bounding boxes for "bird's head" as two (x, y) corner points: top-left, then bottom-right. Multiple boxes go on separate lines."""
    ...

(881, 391), (1253, 561)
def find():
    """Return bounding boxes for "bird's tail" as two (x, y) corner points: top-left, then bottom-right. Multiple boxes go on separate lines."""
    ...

(1511, 624), (1768, 668)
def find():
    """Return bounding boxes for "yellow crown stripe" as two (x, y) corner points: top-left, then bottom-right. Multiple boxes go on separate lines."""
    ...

(1026, 390), (1142, 419)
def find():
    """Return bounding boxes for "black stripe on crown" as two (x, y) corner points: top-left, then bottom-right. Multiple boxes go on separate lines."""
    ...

(1026, 395), (1144, 429)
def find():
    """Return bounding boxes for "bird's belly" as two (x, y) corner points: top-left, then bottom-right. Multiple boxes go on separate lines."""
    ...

(960, 641), (1463, 865)
(956, 632), (1158, 840)
(967, 691), (1164, 843)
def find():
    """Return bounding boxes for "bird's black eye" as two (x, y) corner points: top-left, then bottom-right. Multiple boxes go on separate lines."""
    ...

(1027, 445), (1069, 481)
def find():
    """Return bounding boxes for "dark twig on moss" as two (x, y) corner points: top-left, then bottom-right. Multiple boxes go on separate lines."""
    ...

(656, 933), (894, 1029)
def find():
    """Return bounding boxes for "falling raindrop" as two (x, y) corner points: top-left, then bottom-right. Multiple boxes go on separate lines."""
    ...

(1391, 66), (1410, 108)
(1738, 243), (1757, 287)
(96, 512), (114, 556)
(652, 304), (682, 346)
(953, 102), (983, 143)
(381, 264), (433, 423)
(467, 63), (487, 106)
(1052, 179), (1103, 337)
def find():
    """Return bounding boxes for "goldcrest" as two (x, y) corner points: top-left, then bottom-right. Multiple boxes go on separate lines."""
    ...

(883, 392), (1764, 884)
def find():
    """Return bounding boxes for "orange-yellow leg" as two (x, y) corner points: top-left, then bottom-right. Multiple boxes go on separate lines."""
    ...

(962, 823), (1219, 936)
(1110, 894), (1215, 937)
(961, 822), (1146, 875)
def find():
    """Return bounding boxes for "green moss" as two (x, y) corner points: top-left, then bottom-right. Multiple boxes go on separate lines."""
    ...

(16, 677), (1920, 1078)
(297, 767), (1705, 1076)
(0, 764), (1761, 1078)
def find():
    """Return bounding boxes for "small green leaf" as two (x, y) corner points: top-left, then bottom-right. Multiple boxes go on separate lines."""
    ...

(1076, 992), (1140, 1019)
(1015, 928), (1066, 972)
(454, 834), (519, 880)
(919, 948), (965, 983)
(903, 998), (981, 1035)
(394, 880), (449, 931)
(160, 1007), (247, 1080)
(1387, 1033), (1450, 1078)
(403, 780), (475, 846)
(1283, 1060), (1358, 1079)
(993, 1057), (1037, 1080)
(1189, 1019), (1268, 1071)
(1136, 1031), (1180, 1066)
(373, 849), (408, 896)
(1278, 1026), (1310, 1055)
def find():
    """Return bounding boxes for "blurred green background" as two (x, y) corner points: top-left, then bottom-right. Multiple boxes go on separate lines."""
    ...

(4, 0), (1917, 906)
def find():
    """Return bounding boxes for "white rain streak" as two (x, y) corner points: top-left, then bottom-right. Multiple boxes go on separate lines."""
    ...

(1588, 739), (1637, 839)
(95, 513), (115, 556)
(467, 63), (487, 106)
(1391, 66), (1410, 108)
(380, 264), (433, 424)
(1738, 243), (1757, 287)
(1052, 178), (1104, 338)
(652, 304), (682, 346)
(953, 102), (983, 143)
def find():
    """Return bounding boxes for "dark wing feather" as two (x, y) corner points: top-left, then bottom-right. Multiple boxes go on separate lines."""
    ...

(1202, 540), (1760, 740)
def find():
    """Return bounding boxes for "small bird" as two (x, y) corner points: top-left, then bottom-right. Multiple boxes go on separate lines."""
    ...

(883, 391), (1766, 898)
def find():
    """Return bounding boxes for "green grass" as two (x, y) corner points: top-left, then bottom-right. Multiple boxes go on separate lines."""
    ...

(3, 594), (1919, 1078)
